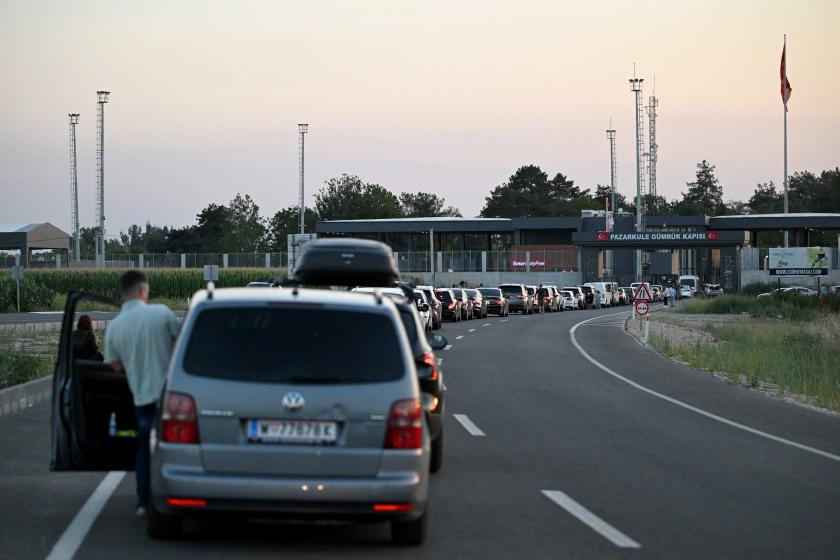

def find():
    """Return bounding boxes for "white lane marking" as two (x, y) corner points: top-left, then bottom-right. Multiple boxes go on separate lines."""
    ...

(442, 383), (447, 391)
(444, 344), (453, 351)
(453, 414), (485, 436)
(500, 319), (509, 322)
(468, 328), (476, 333)
(437, 358), (443, 366)
(482, 323), (491, 327)
(570, 313), (840, 464)
(46, 471), (126, 560)
(541, 490), (641, 549)
(456, 335), (464, 340)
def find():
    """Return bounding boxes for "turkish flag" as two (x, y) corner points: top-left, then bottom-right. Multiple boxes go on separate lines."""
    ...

(597, 232), (609, 241)
(780, 43), (792, 110)
(706, 231), (720, 241)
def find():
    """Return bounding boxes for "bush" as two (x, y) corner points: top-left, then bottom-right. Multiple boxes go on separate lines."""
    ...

(0, 351), (52, 389)
(677, 293), (839, 321)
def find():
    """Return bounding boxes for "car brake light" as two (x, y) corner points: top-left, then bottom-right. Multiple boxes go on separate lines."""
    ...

(373, 503), (415, 512)
(384, 399), (422, 449)
(431, 300), (439, 307)
(419, 351), (438, 380)
(517, 295), (524, 299)
(447, 303), (454, 309)
(166, 498), (207, 507)
(162, 391), (199, 444)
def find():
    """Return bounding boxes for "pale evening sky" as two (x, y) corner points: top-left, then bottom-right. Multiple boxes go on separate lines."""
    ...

(1, 0), (838, 234)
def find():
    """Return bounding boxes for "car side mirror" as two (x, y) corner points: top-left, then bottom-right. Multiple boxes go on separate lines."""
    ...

(427, 332), (448, 350)
(420, 303), (430, 312)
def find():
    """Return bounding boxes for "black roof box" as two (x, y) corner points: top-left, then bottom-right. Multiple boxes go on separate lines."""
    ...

(293, 238), (400, 287)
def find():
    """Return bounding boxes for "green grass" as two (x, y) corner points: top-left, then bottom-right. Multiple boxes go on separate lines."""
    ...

(649, 316), (840, 410)
(0, 351), (53, 390)
(676, 294), (840, 321)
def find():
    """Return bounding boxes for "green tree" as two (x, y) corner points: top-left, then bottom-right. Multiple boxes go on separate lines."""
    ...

(398, 192), (461, 217)
(747, 182), (783, 214)
(481, 165), (593, 217)
(315, 174), (402, 221)
(195, 203), (231, 252)
(263, 206), (320, 251)
(673, 160), (724, 216)
(225, 193), (266, 252)
(789, 168), (840, 213)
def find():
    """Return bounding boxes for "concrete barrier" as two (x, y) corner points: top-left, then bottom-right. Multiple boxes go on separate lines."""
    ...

(0, 375), (52, 418)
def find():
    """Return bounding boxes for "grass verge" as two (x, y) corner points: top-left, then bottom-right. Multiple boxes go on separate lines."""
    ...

(0, 351), (53, 390)
(648, 313), (840, 411)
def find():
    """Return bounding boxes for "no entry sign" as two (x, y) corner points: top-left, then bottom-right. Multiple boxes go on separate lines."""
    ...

(634, 301), (649, 316)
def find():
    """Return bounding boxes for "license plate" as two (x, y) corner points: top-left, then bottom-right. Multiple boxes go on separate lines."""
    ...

(247, 419), (338, 445)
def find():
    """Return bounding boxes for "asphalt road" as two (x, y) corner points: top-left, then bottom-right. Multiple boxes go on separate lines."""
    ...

(2, 303), (839, 559)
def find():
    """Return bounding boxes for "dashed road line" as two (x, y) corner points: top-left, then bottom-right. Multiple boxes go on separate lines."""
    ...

(468, 328), (476, 333)
(570, 313), (840, 464)
(456, 335), (464, 340)
(500, 319), (509, 322)
(453, 414), (485, 436)
(541, 490), (641, 549)
(482, 323), (491, 327)
(46, 471), (126, 560)
(444, 344), (453, 351)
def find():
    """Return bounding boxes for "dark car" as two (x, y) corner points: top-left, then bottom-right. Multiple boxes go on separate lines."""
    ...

(435, 288), (462, 322)
(478, 287), (508, 316)
(578, 285), (599, 309)
(464, 289), (488, 319)
(451, 288), (473, 320)
(499, 283), (529, 314)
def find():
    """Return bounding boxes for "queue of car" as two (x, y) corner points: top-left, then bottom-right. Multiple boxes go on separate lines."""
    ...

(48, 236), (653, 548)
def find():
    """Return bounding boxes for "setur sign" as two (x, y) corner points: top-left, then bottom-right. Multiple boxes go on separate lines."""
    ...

(769, 247), (830, 276)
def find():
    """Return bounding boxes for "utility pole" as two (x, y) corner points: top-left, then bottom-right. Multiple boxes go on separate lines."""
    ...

(647, 95), (658, 198)
(95, 91), (110, 268)
(298, 123), (309, 235)
(630, 74), (645, 280)
(68, 113), (80, 261)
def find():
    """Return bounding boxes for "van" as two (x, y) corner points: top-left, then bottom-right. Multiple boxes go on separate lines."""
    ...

(584, 282), (612, 307)
(678, 275), (700, 297)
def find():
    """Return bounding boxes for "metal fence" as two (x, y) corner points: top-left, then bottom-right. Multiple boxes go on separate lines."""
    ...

(0, 253), (290, 270)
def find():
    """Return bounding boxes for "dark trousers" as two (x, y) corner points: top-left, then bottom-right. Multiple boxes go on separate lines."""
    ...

(134, 403), (157, 508)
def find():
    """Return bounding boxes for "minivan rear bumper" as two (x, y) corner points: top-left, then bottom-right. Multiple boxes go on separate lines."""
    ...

(152, 449), (428, 520)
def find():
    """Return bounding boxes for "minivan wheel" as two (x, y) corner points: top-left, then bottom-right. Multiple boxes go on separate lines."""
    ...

(147, 502), (183, 540)
(430, 430), (443, 473)
(391, 513), (427, 545)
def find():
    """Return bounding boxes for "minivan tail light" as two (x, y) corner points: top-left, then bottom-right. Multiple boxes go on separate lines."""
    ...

(162, 391), (199, 444)
(384, 399), (422, 449)
(419, 351), (438, 380)
(517, 295), (524, 299)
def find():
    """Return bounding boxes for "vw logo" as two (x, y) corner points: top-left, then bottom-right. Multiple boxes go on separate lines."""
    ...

(281, 391), (305, 411)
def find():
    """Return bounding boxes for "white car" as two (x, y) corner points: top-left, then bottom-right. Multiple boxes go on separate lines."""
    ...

(559, 290), (577, 310)
(413, 290), (433, 332)
(757, 286), (818, 298)
(679, 285), (693, 299)
(584, 282), (613, 307)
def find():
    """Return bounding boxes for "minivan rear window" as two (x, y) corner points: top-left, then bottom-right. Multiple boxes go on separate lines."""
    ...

(478, 288), (501, 297)
(500, 286), (521, 294)
(183, 307), (404, 383)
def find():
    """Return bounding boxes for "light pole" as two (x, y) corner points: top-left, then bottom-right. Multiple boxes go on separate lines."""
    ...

(96, 91), (110, 268)
(68, 113), (80, 261)
(298, 123), (309, 235)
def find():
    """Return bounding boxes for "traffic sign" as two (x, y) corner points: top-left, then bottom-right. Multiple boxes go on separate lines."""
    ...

(634, 301), (649, 316)
(633, 283), (654, 302)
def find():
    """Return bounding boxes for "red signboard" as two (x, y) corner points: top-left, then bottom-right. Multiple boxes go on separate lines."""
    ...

(510, 259), (546, 269)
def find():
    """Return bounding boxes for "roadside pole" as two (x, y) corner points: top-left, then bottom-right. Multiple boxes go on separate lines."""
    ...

(12, 254), (23, 313)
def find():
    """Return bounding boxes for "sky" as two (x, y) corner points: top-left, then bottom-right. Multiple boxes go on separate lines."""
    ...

(1, 0), (839, 235)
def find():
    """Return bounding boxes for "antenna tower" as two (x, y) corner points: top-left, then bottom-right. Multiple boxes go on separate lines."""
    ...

(95, 91), (109, 268)
(298, 123), (309, 235)
(647, 95), (659, 199)
(606, 125), (616, 212)
(68, 114), (80, 261)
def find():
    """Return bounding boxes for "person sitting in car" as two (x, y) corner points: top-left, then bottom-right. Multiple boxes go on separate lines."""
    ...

(72, 314), (103, 361)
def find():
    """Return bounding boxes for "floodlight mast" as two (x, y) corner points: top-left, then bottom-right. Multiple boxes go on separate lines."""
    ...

(95, 91), (109, 268)
(298, 123), (309, 236)
(68, 114), (80, 261)
(629, 75), (644, 280)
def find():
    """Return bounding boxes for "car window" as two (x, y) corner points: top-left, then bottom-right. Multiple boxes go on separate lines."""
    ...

(479, 288), (501, 297)
(500, 286), (522, 295)
(436, 291), (452, 302)
(183, 307), (404, 383)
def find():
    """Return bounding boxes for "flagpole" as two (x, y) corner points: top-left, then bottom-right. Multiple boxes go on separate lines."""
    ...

(783, 34), (789, 248)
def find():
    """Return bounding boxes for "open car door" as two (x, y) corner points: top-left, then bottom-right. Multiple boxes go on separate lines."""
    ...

(51, 292), (136, 471)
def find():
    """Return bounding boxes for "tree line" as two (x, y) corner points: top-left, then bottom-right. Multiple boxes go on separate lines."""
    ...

(87, 162), (838, 255)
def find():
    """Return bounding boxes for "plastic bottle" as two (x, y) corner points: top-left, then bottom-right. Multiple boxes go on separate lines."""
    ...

(109, 412), (117, 437)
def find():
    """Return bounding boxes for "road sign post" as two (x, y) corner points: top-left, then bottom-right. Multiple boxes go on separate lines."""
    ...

(11, 264), (23, 313)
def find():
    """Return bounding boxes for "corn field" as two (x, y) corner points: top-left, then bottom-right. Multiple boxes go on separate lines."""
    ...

(0, 268), (287, 310)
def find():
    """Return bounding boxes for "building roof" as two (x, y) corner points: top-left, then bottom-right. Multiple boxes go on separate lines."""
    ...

(708, 213), (840, 230)
(0, 222), (70, 251)
(0, 224), (42, 233)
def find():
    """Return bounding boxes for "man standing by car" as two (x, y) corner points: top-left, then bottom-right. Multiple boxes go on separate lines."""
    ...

(105, 270), (180, 516)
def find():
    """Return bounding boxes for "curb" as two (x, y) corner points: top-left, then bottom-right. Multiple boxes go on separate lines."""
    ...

(0, 375), (52, 418)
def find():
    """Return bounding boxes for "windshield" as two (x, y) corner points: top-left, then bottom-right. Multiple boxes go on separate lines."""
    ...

(183, 307), (404, 383)
(479, 288), (501, 297)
